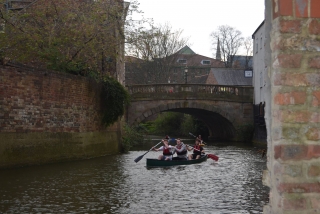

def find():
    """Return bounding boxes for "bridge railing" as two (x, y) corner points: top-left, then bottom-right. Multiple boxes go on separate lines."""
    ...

(127, 84), (253, 102)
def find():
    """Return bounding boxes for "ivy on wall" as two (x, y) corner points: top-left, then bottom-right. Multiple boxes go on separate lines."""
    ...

(47, 57), (130, 127)
(100, 76), (130, 127)
(46, 60), (130, 127)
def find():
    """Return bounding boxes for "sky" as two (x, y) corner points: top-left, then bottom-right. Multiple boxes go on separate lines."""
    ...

(132, 0), (265, 58)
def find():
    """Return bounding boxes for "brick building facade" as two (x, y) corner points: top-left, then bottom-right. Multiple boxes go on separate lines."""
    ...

(264, 0), (320, 213)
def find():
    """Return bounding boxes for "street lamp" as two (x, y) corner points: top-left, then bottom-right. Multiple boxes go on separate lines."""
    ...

(184, 66), (188, 84)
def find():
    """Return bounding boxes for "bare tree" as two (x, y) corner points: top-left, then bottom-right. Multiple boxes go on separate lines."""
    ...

(126, 23), (189, 84)
(210, 25), (244, 67)
(127, 23), (189, 60)
(243, 36), (253, 69)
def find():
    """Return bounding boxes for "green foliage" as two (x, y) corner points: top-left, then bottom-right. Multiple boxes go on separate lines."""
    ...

(138, 122), (154, 133)
(179, 114), (197, 136)
(121, 124), (144, 153)
(150, 112), (184, 136)
(143, 112), (207, 137)
(41, 48), (89, 75)
(100, 76), (130, 127)
(139, 122), (155, 134)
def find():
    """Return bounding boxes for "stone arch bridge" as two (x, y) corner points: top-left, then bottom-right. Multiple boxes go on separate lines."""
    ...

(126, 84), (253, 141)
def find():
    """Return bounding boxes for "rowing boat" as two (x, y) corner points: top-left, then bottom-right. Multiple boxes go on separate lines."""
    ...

(146, 155), (207, 167)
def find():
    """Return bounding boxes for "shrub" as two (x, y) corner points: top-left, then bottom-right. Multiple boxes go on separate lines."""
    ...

(121, 124), (144, 153)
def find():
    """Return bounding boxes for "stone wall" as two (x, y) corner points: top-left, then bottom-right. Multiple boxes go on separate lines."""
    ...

(128, 99), (253, 141)
(0, 64), (121, 169)
(264, 0), (320, 213)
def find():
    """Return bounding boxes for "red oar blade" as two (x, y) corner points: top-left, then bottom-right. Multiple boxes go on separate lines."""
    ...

(207, 154), (219, 161)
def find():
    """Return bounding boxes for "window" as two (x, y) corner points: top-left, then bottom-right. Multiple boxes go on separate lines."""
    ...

(256, 39), (258, 53)
(178, 59), (187, 64)
(201, 60), (211, 65)
(260, 37), (263, 49)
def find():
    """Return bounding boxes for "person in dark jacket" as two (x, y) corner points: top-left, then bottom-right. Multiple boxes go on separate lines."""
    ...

(187, 138), (204, 160)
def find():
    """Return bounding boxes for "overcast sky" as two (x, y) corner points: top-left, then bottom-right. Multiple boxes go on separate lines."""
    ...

(132, 0), (265, 58)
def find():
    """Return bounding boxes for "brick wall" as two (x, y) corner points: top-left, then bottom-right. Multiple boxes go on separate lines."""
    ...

(265, 0), (320, 213)
(0, 64), (121, 168)
(205, 71), (218, 84)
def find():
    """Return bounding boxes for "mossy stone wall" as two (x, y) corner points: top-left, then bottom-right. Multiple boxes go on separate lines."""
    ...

(0, 64), (121, 169)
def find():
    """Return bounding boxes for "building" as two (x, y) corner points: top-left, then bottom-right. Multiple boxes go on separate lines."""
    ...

(125, 46), (225, 85)
(231, 55), (253, 69)
(206, 68), (253, 86)
(169, 46), (225, 84)
(252, 20), (266, 144)
(125, 45), (254, 86)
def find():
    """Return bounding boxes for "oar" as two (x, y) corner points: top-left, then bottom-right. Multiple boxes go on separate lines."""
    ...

(188, 132), (207, 145)
(189, 132), (196, 138)
(134, 141), (162, 163)
(186, 144), (219, 161)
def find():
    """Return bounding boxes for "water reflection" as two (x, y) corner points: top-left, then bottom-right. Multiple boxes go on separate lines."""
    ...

(0, 138), (269, 214)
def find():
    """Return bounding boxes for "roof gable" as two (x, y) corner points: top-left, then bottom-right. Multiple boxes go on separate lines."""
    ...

(177, 45), (196, 55)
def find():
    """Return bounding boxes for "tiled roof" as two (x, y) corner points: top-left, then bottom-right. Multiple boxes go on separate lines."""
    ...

(172, 46), (224, 67)
(210, 68), (253, 86)
(171, 55), (224, 68)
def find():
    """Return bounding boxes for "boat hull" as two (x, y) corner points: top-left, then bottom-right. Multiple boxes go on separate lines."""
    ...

(146, 155), (207, 167)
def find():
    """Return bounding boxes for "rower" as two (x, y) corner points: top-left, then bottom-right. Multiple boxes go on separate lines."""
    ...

(153, 139), (173, 161)
(187, 138), (204, 160)
(198, 135), (206, 146)
(172, 138), (188, 160)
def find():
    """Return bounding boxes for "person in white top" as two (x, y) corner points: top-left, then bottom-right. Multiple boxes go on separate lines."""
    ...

(153, 139), (173, 160)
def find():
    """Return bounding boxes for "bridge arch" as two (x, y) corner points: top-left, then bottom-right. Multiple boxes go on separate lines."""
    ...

(127, 84), (253, 141)
(132, 101), (236, 140)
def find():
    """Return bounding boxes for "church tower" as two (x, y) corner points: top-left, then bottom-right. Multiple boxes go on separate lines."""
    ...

(216, 38), (221, 60)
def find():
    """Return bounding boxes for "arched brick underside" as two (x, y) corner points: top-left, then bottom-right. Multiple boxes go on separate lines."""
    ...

(169, 108), (236, 140)
(130, 101), (239, 141)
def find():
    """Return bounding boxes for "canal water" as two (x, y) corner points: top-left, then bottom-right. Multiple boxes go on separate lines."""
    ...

(0, 138), (269, 214)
